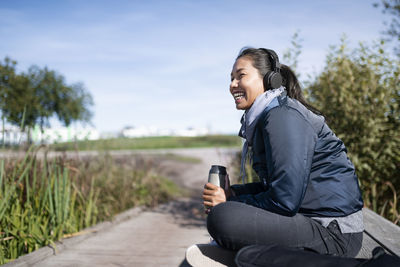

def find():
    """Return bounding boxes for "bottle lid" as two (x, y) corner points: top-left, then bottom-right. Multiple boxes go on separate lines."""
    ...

(209, 165), (227, 175)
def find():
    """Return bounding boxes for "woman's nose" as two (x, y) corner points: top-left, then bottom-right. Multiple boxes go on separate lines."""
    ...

(230, 79), (238, 89)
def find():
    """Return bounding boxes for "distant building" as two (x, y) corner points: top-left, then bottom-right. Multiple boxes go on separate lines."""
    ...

(0, 125), (100, 145)
(0, 125), (28, 145)
(174, 127), (208, 137)
(31, 126), (100, 143)
(120, 126), (208, 138)
(120, 126), (163, 138)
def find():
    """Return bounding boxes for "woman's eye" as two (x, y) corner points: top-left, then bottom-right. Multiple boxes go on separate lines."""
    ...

(239, 73), (245, 78)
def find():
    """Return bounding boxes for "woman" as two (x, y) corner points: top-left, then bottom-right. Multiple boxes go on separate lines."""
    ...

(202, 47), (364, 257)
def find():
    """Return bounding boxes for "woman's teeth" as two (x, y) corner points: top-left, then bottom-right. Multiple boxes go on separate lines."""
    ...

(233, 92), (245, 100)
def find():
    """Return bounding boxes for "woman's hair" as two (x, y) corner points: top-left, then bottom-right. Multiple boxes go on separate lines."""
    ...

(237, 47), (322, 116)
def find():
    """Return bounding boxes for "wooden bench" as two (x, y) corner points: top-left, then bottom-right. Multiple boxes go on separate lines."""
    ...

(357, 208), (400, 258)
(185, 208), (400, 266)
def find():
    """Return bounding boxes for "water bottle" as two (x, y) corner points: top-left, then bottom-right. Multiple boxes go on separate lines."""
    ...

(208, 165), (227, 189)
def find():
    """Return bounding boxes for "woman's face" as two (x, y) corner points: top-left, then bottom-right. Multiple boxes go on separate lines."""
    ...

(230, 57), (264, 110)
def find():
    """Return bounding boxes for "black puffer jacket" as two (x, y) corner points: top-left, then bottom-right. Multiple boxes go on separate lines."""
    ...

(229, 93), (363, 217)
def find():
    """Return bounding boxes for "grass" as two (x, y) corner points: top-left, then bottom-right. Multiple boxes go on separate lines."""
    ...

(162, 153), (202, 164)
(0, 147), (182, 264)
(362, 181), (400, 226)
(50, 135), (241, 151)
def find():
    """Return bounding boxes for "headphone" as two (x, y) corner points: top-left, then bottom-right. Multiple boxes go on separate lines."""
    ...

(261, 48), (282, 90)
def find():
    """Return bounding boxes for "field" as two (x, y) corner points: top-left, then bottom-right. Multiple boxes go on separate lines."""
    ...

(50, 135), (242, 151)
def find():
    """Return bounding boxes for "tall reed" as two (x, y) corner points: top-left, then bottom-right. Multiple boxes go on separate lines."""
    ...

(0, 149), (92, 263)
(362, 181), (400, 226)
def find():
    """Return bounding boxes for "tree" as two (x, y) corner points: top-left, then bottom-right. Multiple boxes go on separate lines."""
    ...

(306, 38), (400, 222)
(0, 57), (94, 142)
(282, 30), (303, 77)
(0, 57), (18, 145)
(374, 0), (400, 56)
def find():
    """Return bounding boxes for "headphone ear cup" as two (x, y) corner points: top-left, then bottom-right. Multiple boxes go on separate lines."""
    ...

(263, 71), (282, 90)
(270, 72), (282, 89)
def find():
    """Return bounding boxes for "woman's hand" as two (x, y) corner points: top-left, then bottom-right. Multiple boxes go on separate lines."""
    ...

(203, 174), (235, 214)
(203, 182), (227, 209)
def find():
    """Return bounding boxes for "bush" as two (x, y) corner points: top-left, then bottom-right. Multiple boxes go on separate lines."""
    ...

(306, 38), (400, 224)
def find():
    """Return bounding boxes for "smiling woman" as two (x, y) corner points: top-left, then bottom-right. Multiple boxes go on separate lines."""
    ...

(199, 47), (365, 262)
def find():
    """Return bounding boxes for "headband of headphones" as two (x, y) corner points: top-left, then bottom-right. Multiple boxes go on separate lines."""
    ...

(261, 48), (282, 90)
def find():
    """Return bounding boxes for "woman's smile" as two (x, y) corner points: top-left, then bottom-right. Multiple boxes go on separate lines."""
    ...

(232, 91), (246, 103)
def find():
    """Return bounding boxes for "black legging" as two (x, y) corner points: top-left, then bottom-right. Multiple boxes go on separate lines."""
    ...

(207, 201), (362, 257)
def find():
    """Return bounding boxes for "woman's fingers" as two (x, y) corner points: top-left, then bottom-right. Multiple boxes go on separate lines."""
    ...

(203, 192), (220, 206)
(202, 182), (227, 208)
(204, 182), (218, 190)
(203, 200), (213, 206)
(202, 194), (214, 201)
(203, 188), (216, 195)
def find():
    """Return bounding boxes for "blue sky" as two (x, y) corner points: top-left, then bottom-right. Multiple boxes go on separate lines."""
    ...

(0, 0), (388, 134)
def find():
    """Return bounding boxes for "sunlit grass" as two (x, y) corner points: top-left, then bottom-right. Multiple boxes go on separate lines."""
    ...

(50, 135), (241, 151)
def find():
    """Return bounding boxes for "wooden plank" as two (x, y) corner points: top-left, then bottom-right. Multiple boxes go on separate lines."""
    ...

(363, 208), (400, 256)
(5, 207), (143, 266)
(357, 233), (380, 258)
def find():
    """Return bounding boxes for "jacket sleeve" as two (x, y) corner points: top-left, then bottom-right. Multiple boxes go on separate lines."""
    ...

(228, 108), (317, 216)
(230, 182), (264, 196)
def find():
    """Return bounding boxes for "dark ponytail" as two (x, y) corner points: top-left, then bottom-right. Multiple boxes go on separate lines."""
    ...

(237, 47), (322, 116)
(280, 64), (322, 116)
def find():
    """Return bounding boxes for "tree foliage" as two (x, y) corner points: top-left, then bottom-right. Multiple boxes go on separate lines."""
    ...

(306, 38), (400, 221)
(282, 30), (303, 76)
(0, 58), (18, 118)
(0, 57), (93, 133)
(374, 0), (400, 56)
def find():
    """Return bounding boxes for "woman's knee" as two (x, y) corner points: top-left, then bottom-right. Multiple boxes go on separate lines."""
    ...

(207, 201), (241, 239)
(207, 201), (258, 250)
(207, 202), (229, 230)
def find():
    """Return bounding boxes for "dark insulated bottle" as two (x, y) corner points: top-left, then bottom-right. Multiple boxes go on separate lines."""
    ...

(208, 165), (227, 189)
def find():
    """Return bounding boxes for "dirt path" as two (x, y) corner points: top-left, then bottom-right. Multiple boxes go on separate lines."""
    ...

(7, 147), (238, 267)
